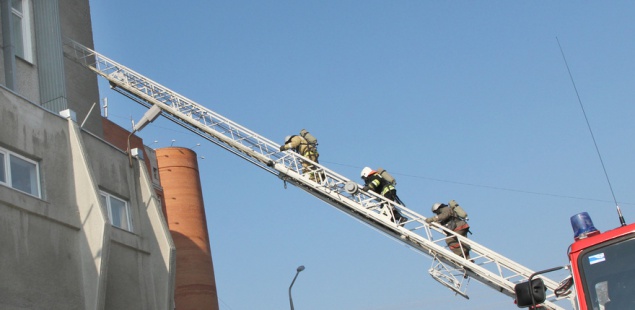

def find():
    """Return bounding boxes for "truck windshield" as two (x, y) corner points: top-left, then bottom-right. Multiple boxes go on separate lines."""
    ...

(578, 236), (635, 310)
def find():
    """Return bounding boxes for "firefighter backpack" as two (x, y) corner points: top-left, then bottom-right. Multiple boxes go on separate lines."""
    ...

(449, 199), (468, 220)
(300, 129), (318, 146)
(377, 167), (396, 185)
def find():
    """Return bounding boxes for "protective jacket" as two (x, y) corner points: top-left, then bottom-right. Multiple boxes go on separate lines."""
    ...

(364, 172), (395, 197)
(427, 205), (470, 259)
(363, 172), (406, 223)
(430, 205), (469, 232)
(281, 135), (321, 181)
(281, 135), (318, 161)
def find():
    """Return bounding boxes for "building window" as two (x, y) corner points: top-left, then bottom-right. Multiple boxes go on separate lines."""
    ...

(0, 153), (5, 183)
(0, 147), (41, 197)
(99, 191), (133, 232)
(11, 0), (33, 62)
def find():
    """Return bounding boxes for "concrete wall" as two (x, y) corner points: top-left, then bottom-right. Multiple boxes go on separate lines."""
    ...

(0, 0), (103, 136)
(0, 1), (176, 308)
(0, 84), (175, 309)
(60, 0), (103, 136)
(0, 87), (89, 309)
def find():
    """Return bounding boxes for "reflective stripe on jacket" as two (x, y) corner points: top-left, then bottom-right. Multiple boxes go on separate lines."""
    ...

(366, 173), (395, 196)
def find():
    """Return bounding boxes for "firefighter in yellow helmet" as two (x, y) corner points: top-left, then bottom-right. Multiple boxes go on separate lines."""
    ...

(279, 134), (320, 181)
(360, 167), (407, 224)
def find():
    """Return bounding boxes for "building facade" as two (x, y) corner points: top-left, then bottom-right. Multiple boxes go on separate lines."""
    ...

(0, 1), (180, 309)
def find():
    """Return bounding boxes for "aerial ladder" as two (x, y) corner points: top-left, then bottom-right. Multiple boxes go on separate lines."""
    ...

(63, 38), (575, 310)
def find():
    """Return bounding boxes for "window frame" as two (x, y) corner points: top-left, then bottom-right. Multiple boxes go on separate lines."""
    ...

(11, 0), (33, 63)
(0, 147), (41, 198)
(99, 191), (134, 232)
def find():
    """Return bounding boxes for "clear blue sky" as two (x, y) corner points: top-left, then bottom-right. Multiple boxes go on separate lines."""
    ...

(89, 1), (635, 309)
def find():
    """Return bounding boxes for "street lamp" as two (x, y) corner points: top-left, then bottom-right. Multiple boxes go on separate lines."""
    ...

(127, 105), (162, 166)
(289, 265), (305, 310)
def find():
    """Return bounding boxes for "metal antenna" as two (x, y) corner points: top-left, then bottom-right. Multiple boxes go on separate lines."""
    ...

(103, 97), (108, 118)
(557, 37), (625, 226)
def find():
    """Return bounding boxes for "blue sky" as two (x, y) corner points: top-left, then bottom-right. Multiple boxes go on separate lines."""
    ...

(89, 1), (635, 309)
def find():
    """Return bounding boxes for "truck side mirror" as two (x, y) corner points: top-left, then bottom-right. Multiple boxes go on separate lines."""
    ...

(514, 278), (546, 307)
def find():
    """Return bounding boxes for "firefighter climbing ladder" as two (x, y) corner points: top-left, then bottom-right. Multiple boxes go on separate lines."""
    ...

(63, 39), (574, 310)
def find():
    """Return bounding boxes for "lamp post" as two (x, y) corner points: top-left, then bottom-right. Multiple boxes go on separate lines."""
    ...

(289, 265), (305, 310)
(127, 105), (162, 166)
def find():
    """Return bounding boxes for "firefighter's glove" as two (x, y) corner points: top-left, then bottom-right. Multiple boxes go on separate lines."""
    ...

(362, 186), (369, 192)
(425, 217), (435, 224)
(279, 145), (285, 152)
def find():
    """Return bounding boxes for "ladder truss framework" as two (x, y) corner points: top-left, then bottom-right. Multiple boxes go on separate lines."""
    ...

(63, 38), (573, 310)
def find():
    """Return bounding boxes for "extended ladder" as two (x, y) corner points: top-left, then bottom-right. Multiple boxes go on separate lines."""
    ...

(63, 39), (574, 310)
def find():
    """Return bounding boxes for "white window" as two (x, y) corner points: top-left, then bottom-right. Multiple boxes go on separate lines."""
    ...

(11, 0), (33, 62)
(99, 191), (133, 232)
(0, 147), (41, 197)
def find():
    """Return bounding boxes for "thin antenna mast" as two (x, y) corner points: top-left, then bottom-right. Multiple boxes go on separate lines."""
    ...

(103, 97), (108, 118)
(556, 37), (626, 226)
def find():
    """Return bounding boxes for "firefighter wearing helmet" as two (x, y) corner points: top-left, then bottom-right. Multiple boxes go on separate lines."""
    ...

(426, 202), (471, 260)
(360, 167), (408, 224)
(279, 133), (320, 181)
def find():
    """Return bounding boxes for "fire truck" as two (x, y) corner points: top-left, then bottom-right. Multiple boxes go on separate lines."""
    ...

(515, 212), (635, 309)
(63, 39), (633, 310)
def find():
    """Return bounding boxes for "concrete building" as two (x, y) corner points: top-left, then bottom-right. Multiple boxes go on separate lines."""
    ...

(0, 1), (218, 309)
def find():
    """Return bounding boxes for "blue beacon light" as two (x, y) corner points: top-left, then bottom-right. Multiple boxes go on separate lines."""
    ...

(570, 212), (600, 241)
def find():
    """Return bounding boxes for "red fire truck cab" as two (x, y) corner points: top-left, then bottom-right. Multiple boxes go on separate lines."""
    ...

(515, 212), (635, 310)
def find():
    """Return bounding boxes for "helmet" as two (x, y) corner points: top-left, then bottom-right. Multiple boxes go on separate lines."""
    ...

(360, 167), (373, 179)
(431, 202), (443, 213)
(284, 136), (292, 143)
